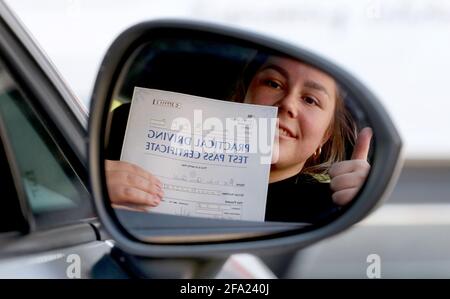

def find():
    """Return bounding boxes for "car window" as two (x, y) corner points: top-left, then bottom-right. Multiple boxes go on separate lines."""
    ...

(0, 56), (92, 227)
(0, 125), (26, 233)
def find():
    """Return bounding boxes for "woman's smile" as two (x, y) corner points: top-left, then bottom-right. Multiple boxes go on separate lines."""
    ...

(277, 123), (297, 140)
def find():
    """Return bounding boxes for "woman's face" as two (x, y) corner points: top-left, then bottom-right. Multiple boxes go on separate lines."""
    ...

(244, 56), (337, 173)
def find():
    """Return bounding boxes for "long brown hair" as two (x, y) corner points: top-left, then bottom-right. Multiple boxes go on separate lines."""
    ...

(302, 85), (357, 176)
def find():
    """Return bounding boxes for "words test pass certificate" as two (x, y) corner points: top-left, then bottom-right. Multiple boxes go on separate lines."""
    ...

(120, 87), (277, 221)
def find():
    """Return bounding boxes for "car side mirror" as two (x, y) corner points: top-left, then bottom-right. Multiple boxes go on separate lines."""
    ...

(89, 20), (403, 258)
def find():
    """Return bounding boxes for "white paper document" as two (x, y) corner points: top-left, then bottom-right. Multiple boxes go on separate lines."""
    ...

(120, 87), (277, 221)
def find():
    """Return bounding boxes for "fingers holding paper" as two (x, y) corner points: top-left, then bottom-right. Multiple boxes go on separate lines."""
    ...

(105, 160), (164, 211)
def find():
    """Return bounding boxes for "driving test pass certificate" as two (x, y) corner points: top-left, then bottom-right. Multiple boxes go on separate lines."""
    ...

(120, 87), (277, 221)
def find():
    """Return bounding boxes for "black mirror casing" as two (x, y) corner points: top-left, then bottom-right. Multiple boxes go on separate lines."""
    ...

(89, 20), (403, 258)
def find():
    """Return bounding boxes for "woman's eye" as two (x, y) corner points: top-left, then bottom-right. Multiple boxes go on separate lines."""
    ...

(303, 96), (318, 106)
(264, 80), (282, 89)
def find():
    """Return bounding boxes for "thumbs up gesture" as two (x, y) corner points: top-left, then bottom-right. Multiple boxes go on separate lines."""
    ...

(329, 127), (373, 206)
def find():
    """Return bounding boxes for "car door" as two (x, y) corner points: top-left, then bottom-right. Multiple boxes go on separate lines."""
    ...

(0, 2), (112, 278)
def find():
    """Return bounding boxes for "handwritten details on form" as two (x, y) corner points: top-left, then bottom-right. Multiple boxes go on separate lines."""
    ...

(120, 88), (277, 221)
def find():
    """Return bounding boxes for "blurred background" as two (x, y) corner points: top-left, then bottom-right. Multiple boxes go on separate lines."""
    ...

(5, 0), (450, 278)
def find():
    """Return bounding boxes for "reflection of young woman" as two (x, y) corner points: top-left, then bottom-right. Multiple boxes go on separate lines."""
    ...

(237, 55), (372, 222)
(105, 55), (372, 223)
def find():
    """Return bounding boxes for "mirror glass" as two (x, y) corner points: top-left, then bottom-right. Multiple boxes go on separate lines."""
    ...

(102, 35), (374, 242)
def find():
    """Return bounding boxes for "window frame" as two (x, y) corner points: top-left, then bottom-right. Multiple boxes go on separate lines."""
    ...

(0, 7), (96, 230)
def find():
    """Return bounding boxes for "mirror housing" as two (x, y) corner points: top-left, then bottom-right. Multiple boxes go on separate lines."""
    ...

(89, 20), (403, 258)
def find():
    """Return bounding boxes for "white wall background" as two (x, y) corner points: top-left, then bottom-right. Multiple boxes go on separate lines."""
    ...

(5, 0), (450, 159)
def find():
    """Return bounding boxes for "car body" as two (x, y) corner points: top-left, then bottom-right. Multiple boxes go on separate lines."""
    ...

(0, 1), (114, 278)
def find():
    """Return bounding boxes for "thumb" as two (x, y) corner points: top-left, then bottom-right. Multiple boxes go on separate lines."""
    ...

(351, 127), (373, 160)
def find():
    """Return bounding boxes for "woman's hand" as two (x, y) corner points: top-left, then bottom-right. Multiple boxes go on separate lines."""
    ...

(105, 160), (164, 211)
(329, 127), (373, 206)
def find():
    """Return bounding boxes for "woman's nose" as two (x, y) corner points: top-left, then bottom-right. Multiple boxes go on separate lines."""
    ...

(276, 92), (299, 118)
